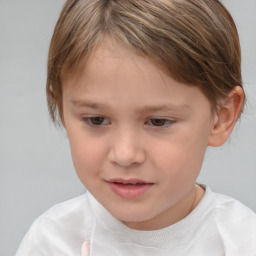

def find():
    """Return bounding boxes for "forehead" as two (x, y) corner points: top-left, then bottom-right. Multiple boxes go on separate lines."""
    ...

(62, 40), (212, 114)
(63, 40), (171, 93)
(63, 39), (163, 83)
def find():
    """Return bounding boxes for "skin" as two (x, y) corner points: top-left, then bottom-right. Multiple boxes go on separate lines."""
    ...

(62, 40), (244, 231)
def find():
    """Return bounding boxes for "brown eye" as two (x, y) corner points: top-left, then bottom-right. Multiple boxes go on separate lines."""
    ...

(90, 117), (104, 125)
(84, 117), (109, 126)
(148, 119), (172, 127)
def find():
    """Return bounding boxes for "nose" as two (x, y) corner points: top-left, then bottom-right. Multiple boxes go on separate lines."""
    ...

(107, 128), (146, 167)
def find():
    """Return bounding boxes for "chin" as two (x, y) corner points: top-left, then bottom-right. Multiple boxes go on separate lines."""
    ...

(110, 206), (155, 224)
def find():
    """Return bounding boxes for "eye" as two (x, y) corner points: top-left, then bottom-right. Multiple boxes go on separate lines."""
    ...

(83, 116), (110, 126)
(147, 118), (173, 127)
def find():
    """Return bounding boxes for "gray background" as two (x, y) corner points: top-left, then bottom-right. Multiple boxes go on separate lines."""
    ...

(0, 0), (255, 255)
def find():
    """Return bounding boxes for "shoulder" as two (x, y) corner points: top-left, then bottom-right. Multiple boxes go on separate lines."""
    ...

(211, 190), (256, 254)
(213, 191), (256, 223)
(42, 192), (91, 220)
(15, 192), (93, 256)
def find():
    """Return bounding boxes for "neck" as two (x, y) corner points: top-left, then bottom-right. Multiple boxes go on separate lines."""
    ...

(123, 184), (205, 231)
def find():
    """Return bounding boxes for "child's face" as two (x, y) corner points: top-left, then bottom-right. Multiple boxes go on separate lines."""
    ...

(63, 40), (216, 230)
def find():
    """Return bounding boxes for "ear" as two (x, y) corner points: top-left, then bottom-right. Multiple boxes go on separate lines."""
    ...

(208, 86), (244, 147)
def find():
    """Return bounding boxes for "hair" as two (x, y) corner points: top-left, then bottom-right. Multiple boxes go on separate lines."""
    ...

(46, 0), (243, 125)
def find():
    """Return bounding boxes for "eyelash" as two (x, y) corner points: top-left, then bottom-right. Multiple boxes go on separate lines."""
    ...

(81, 116), (174, 128)
(146, 118), (174, 127)
(82, 116), (110, 126)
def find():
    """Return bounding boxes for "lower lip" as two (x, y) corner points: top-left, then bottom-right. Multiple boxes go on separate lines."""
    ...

(108, 182), (153, 199)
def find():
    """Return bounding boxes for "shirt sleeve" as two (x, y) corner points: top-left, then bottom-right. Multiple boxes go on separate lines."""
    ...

(15, 213), (83, 256)
(15, 216), (56, 256)
(15, 195), (91, 256)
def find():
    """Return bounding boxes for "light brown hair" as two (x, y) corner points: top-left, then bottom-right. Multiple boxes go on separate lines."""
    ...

(46, 0), (243, 124)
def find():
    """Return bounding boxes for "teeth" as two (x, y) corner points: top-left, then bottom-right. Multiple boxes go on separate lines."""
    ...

(114, 182), (141, 185)
(113, 181), (146, 185)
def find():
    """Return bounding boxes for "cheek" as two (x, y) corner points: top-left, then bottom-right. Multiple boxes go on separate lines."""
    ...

(152, 132), (207, 181)
(67, 129), (105, 180)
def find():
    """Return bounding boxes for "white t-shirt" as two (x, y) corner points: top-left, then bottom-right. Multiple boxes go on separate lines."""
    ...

(15, 186), (256, 256)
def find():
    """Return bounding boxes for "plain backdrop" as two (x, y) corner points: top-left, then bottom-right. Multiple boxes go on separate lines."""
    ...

(0, 1), (255, 255)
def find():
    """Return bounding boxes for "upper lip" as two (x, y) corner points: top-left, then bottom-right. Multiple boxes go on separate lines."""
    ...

(107, 178), (153, 185)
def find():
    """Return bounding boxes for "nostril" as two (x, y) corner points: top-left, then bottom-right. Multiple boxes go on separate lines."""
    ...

(107, 136), (146, 167)
(108, 149), (145, 167)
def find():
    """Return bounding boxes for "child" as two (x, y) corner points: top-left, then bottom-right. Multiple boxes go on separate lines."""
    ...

(16, 0), (256, 255)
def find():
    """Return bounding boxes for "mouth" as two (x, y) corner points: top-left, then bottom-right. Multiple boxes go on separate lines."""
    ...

(106, 178), (154, 199)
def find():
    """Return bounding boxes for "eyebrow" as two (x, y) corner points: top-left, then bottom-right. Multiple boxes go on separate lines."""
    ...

(71, 99), (191, 113)
(136, 104), (191, 114)
(71, 100), (111, 110)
